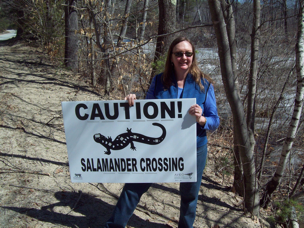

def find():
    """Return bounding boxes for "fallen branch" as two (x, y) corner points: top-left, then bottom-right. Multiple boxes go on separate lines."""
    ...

(0, 168), (50, 176)
(208, 143), (232, 151)
(45, 116), (61, 125)
(90, 183), (121, 200)
(0, 157), (22, 170)
(9, 184), (56, 193)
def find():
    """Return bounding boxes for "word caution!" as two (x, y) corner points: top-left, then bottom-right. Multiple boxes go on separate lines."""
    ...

(75, 101), (183, 121)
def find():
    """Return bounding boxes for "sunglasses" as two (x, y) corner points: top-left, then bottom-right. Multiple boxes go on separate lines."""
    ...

(173, 52), (193, 57)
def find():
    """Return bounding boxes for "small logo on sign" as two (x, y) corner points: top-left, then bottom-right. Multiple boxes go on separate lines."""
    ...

(174, 172), (193, 180)
(74, 173), (82, 180)
(184, 172), (193, 179)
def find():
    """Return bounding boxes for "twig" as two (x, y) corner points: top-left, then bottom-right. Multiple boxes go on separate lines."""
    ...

(46, 116), (56, 125)
(90, 183), (120, 199)
(208, 143), (232, 151)
(0, 158), (22, 170)
(66, 190), (83, 215)
(0, 158), (50, 176)
(9, 184), (56, 193)
(0, 168), (50, 176)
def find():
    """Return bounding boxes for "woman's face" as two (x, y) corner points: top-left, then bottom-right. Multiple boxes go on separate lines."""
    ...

(171, 41), (193, 75)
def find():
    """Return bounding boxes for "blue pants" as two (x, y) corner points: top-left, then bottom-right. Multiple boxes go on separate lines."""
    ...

(105, 144), (208, 228)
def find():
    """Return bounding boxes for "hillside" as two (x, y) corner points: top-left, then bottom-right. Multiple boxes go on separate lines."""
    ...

(0, 42), (271, 227)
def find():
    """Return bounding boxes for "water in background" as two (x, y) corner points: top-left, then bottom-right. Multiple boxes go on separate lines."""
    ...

(0, 30), (17, 41)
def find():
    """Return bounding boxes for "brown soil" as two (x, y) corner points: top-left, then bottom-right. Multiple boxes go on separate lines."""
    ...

(0, 43), (270, 228)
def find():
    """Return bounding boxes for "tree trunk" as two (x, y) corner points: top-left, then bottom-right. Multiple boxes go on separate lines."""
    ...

(182, 1), (186, 29)
(110, 0), (132, 82)
(234, 0), (238, 26)
(155, 0), (176, 58)
(260, 0), (304, 208)
(247, 0), (260, 135)
(103, 0), (113, 95)
(45, 0), (51, 45)
(192, 0), (202, 24)
(208, 0), (260, 216)
(150, 0), (176, 82)
(16, 8), (25, 39)
(246, 0), (260, 191)
(290, 164), (304, 198)
(139, 0), (149, 42)
(136, 0), (150, 96)
(233, 123), (244, 197)
(90, 17), (96, 87)
(283, 0), (288, 38)
(220, 0), (245, 197)
(89, 3), (105, 53)
(64, 0), (78, 72)
(117, 0), (132, 47)
(176, 0), (180, 23)
(220, 0), (236, 76)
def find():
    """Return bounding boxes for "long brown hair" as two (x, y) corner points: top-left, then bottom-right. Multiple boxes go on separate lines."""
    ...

(162, 37), (213, 90)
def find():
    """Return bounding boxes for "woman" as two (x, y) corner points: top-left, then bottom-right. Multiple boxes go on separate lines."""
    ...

(105, 37), (220, 228)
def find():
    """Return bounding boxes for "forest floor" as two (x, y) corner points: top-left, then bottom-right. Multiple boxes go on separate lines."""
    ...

(0, 42), (276, 228)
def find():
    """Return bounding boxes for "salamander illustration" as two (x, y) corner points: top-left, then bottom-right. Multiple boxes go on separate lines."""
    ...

(93, 123), (166, 155)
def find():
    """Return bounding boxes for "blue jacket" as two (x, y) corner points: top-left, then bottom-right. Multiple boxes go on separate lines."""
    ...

(146, 73), (220, 147)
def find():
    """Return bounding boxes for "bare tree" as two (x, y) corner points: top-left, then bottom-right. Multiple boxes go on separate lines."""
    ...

(244, 0), (260, 204)
(283, 0), (288, 37)
(247, 0), (260, 135)
(260, 0), (304, 208)
(290, 164), (304, 198)
(155, 0), (176, 57)
(219, 0), (245, 196)
(65, 0), (79, 72)
(192, 0), (202, 24)
(208, 0), (260, 216)
(151, 0), (176, 81)
(89, 14), (96, 87)
(139, 0), (150, 42)
(103, 0), (113, 95)
(110, 0), (133, 84)
(117, 0), (132, 47)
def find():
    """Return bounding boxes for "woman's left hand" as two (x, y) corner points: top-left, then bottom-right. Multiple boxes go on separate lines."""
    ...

(189, 104), (206, 126)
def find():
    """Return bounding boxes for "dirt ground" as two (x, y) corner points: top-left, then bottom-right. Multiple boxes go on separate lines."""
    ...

(0, 43), (271, 228)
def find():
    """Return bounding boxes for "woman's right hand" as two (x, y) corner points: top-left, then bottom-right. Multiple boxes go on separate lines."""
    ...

(124, 94), (136, 106)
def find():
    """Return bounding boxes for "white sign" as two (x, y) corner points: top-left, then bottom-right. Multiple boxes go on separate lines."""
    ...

(62, 99), (197, 183)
